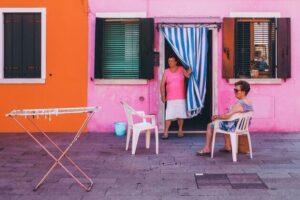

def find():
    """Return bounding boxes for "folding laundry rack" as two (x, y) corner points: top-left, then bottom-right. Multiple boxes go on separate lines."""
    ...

(6, 106), (99, 192)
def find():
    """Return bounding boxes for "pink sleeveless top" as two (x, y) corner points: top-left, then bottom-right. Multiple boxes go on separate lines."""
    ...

(164, 66), (186, 100)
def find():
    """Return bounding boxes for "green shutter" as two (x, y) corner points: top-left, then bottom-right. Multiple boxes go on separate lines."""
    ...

(139, 18), (154, 79)
(94, 18), (104, 79)
(102, 21), (139, 79)
(235, 21), (251, 77)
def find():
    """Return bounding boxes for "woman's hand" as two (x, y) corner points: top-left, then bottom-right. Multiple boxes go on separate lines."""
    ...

(184, 68), (193, 78)
(211, 115), (219, 121)
(161, 95), (166, 103)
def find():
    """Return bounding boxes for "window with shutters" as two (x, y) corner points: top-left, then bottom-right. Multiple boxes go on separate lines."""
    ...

(94, 18), (154, 80)
(222, 17), (290, 80)
(0, 8), (46, 83)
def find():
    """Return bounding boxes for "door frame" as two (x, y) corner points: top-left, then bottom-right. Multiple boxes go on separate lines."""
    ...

(158, 26), (219, 133)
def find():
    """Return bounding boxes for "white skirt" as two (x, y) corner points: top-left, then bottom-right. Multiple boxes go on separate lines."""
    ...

(166, 99), (188, 120)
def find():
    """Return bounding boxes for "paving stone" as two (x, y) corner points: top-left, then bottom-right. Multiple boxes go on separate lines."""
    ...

(162, 194), (219, 200)
(227, 173), (262, 184)
(262, 177), (300, 189)
(177, 187), (229, 196)
(0, 194), (21, 200)
(105, 195), (161, 200)
(258, 172), (291, 179)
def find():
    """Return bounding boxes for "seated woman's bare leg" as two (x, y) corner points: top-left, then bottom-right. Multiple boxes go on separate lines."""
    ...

(196, 123), (213, 155)
(222, 135), (232, 150)
(203, 123), (213, 152)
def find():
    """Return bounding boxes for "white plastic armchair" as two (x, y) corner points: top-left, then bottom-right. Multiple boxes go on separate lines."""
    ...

(121, 101), (159, 155)
(211, 112), (253, 162)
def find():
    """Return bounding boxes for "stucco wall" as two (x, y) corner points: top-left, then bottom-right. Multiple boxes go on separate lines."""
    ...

(88, 0), (300, 132)
(0, 0), (88, 132)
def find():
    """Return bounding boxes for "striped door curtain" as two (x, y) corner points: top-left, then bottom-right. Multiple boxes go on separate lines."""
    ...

(161, 25), (208, 117)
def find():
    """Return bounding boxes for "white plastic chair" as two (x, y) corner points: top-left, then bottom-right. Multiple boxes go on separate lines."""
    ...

(121, 101), (159, 155)
(211, 112), (253, 162)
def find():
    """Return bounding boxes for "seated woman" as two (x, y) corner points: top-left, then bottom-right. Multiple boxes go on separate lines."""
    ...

(197, 80), (253, 156)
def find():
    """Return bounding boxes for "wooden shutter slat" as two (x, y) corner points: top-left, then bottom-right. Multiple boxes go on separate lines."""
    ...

(222, 18), (235, 79)
(139, 18), (154, 79)
(277, 18), (291, 79)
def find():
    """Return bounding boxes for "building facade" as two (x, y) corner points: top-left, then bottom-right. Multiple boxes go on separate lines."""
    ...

(88, 0), (299, 133)
(0, 0), (89, 132)
(0, 0), (298, 133)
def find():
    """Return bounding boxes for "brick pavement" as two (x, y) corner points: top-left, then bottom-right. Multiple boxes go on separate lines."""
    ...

(1, 132), (300, 200)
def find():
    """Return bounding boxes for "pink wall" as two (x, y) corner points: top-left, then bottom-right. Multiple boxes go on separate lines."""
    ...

(88, 0), (300, 132)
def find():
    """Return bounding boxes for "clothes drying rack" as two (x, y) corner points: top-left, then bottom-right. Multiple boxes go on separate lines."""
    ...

(6, 106), (99, 192)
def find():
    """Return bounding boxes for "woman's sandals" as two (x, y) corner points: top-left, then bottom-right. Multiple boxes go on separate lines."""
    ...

(196, 149), (211, 156)
(161, 134), (169, 140)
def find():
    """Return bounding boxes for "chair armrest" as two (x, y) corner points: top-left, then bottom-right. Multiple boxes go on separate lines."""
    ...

(134, 112), (156, 125)
(135, 111), (145, 117)
(214, 112), (248, 122)
(213, 118), (234, 123)
(213, 111), (253, 132)
(143, 115), (156, 125)
(134, 111), (146, 122)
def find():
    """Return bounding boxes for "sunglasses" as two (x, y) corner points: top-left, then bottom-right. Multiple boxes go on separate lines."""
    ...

(234, 88), (242, 93)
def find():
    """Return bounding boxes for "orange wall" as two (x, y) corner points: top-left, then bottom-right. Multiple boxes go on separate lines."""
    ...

(0, 0), (88, 132)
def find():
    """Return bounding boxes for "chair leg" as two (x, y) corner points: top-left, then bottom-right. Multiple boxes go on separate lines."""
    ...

(211, 130), (217, 159)
(125, 127), (131, 151)
(230, 134), (238, 162)
(131, 129), (140, 155)
(236, 134), (239, 153)
(246, 133), (253, 159)
(155, 127), (159, 154)
(145, 130), (150, 149)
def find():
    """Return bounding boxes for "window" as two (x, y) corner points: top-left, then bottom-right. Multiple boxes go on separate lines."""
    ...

(94, 18), (154, 80)
(0, 8), (46, 83)
(4, 13), (41, 78)
(222, 18), (290, 79)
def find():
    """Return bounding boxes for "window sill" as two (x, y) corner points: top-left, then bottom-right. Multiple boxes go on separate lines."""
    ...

(228, 78), (282, 85)
(0, 78), (45, 84)
(94, 79), (148, 85)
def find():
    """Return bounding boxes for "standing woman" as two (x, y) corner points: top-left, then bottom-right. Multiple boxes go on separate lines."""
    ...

(160, 56), (192, 139)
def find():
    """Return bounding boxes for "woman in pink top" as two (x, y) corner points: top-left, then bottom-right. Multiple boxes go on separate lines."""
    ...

(160, 56), (192, 139)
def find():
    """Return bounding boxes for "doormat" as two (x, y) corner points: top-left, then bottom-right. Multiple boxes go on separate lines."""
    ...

(194, 173), (268, 189)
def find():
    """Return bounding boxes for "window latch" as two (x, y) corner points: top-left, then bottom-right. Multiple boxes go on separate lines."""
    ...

(223, 47), (230, 59)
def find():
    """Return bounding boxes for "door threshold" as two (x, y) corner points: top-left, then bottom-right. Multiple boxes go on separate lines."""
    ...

(159, 130), (206, 134)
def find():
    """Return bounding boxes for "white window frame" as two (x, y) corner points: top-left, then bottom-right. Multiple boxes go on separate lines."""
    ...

(0, 8), (46, 84)
(95, 12), (147, 85)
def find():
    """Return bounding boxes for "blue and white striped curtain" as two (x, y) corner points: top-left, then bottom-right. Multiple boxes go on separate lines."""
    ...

(161, 25), (208, 117)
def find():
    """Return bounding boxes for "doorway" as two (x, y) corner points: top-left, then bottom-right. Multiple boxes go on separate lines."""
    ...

(163, 30), (213, 131)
